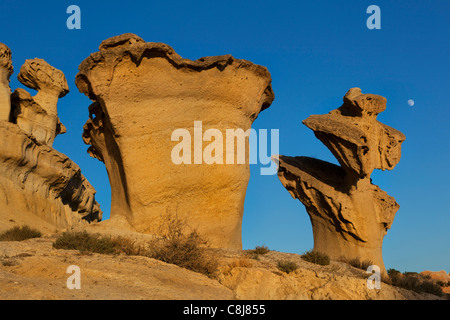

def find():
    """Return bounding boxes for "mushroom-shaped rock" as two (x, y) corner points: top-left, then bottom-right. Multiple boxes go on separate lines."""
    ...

(76, 33), (274, 249)
(275, 88), (405, 273)
(0, 43), (13, 121)
(11, 58), (69, 146)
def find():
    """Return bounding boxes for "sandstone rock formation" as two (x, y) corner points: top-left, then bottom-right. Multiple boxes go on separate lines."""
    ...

(76, 33), (274, 249)
(0, 43), (101, 231)
(276, 88), (405, 273)
(11, 58), (69, 147)
(421, 270), (450, 284)
(0, 43), (13, 121)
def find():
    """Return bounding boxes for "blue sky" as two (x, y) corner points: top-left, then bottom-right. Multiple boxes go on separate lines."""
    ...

(1, 0), (448, 273)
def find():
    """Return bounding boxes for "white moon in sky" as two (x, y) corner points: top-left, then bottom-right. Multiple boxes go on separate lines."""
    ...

(408, 99), (415, 106)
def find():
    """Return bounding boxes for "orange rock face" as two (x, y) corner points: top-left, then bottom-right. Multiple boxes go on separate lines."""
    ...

(421, 270), (450, 283)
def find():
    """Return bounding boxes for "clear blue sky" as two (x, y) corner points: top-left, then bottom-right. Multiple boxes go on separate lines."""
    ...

(1, 0), (448, 273)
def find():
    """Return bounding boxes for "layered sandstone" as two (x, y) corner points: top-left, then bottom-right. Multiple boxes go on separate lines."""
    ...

(0, 43), (101, 231)
(0, 121), (101, 229)
(276, 88), (405, 273)
(76, 33), (274, 249)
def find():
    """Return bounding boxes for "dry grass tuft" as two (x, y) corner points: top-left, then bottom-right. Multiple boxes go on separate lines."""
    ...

(245, 245), (270, 260)
(301, 249), (330, 266)
(277, 260), (298, 274)
(0, 226), (42, 242)
(346, 257), (374, 270)
(53, 231), (141, 255)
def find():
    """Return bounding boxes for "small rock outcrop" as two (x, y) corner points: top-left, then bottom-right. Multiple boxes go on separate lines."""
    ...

(0, 43), (101, 231)
(421, 270), (450, 283)
(76, 33), (274, 249)
(275, 88), (405, 273)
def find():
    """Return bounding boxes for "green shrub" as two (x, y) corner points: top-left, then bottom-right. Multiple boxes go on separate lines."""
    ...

(301, 249), (330, 266)
(387, 270), (443, 297)
(53, 231), (139, 255)
(253, 245), (270, 255)
(277, 260), (298, 274)
(0, 226), (42, 241)
(387, 268), (401, 276)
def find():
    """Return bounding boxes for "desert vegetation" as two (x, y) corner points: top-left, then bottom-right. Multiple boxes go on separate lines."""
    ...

(146, 214), (218, 278)
(53, 231), (140, 255)
(277, 260), (299, 274)
(52, 214), (218, 278)
(385, 269), (444, 297)
(347, 257), (374, 271)
(245, 245), (270, 260)
(0, 225), (42, 241)
(301, 249), (330, 266)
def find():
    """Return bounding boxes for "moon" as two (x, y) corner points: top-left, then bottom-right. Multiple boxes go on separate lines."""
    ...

(407, 99), (415, 107)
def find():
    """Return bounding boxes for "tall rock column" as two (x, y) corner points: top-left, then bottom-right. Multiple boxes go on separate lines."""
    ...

(276, 88), (405, 273)
(76, 33), (274, 249)
(0, 43), (13, 121)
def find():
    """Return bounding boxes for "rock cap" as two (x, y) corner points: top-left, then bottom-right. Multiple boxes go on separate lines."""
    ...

(18, 58), (69, 98)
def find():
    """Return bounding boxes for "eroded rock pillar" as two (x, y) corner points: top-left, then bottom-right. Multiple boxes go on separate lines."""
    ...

(276, 88), (405, 273)
(11, 58), (69, 147)
(0, 43), (13, 121)
(76, 33), (274, 249)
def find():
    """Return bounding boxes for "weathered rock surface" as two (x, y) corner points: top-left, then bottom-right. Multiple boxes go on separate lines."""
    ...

(0, 236), (232, 300)
(0, 44), (101, 232)
(276, 88), (406, 273)
(76, 33), (274, 249)
(421, 270), (450, 283)
(0, 235), (442, 300)
(0, 43), (13, 121)
(11, 58), (69, 147)
(0, 121), (101, 230)
(421, 270), (450, 295)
